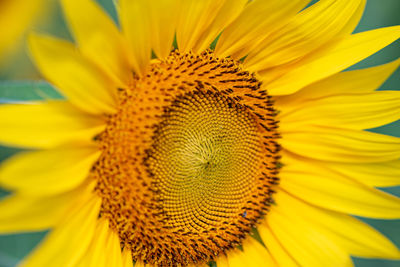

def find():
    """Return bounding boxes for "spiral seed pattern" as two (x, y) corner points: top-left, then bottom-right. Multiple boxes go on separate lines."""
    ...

(91, 50), (280, 266)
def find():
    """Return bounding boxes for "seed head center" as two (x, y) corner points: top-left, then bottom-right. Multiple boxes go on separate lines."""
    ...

(91, 50), (280, 266)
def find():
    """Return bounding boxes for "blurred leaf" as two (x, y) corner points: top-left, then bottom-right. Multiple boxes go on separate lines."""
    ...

(0, 145), (25, 200)
(0, 146), (23, 163)
(0, 232), (47, 267)
(370, 120), (400, 138)
(96, 0), (119, 26)
(353, 258), (400, 267)
(0, 81), (62, 103)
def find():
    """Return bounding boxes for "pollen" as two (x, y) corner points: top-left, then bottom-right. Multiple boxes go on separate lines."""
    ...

(91, 50), (280, 266)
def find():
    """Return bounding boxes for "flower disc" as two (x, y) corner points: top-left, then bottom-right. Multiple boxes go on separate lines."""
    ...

(91, 51), (280, 266)
(147, 90), (265, 232)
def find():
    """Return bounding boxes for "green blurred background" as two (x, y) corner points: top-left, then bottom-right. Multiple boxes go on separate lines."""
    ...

(0, 0), (399, 266)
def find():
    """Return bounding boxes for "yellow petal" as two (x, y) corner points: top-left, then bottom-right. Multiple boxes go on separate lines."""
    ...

(225, 248), (249, 267)
(0, 101), (105, 149)
(245, 0), (364, 70)
(75, 218), (108, 267)
(147, 0), (181, 59)
(19, 186), (101, 267)
(134, 261), (145, 267)
(241, 238), (277, 266)
(28, 33), (116, 114)
(76, 219), (123, 267)
(191, 0), (247, 53)
(281, 152), (400, 188)
(267, 203), (354, 267)
(61, 0), (130, 84)
(119, 0), (151, 75)
(122, 248), (134, 267)
(0, 191), (76, 234)
(215, 254), (230, 267)
(274, 58), (400, 112)
(279, 91), (400, 131)
(264, 25), (400, 95)
(337, 0), (366, 35)
(281, 126), (400, 163)
(106, 228), (124, 267)
(279, 152), (400, 219)
(275, 190), (400, 259)
(330, 160), (400, 188)
(0, 146), (100, 196)
(0, 0), (44, 62)
(176, 0), (225, 53)
(257, 224), (299, 267)
(215, 0), (310, 59)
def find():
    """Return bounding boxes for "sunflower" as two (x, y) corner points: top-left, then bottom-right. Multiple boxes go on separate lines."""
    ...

(1, 0), (400, 266)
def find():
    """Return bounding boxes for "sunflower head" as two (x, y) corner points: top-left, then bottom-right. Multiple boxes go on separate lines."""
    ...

(91, 50), (280, 265)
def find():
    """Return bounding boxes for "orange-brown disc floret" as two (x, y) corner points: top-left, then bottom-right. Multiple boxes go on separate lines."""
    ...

(91, 50), (280, 266)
